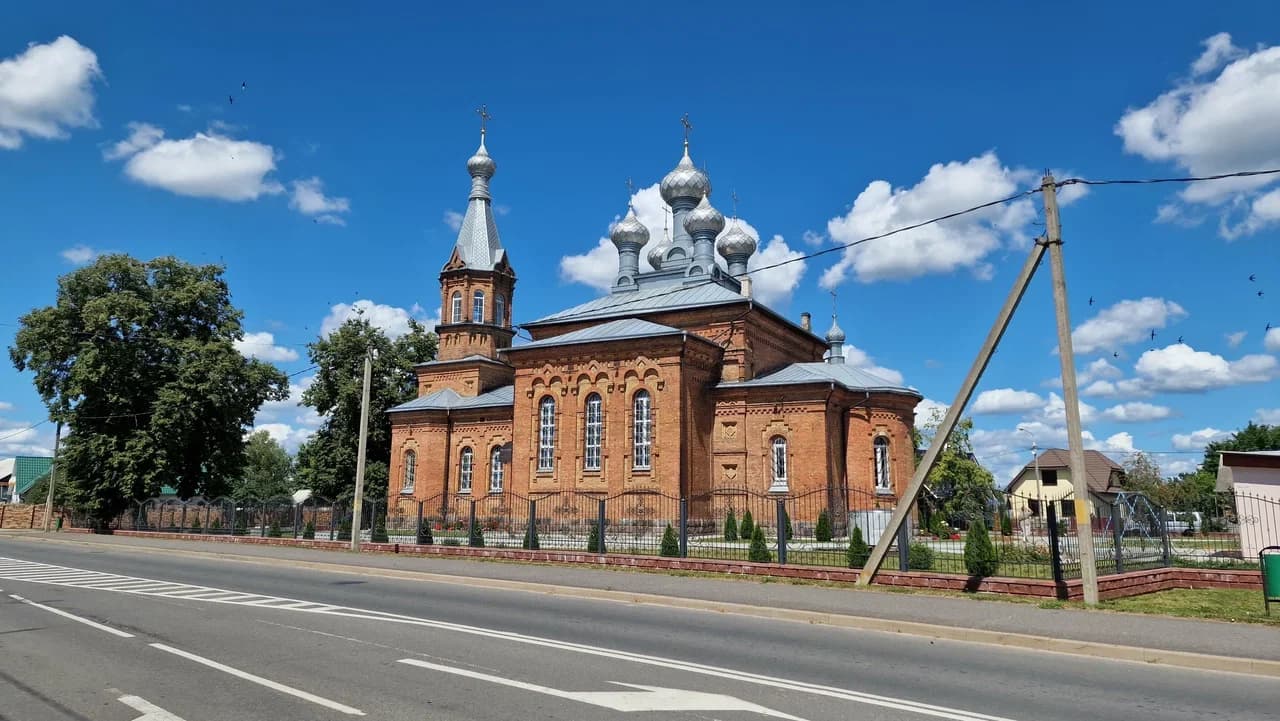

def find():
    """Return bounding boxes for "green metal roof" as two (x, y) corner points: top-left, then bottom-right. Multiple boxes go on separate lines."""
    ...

(14, 456), (52, 495)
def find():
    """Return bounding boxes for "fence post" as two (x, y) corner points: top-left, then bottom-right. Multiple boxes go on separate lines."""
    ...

(776, 499), (788, 565)
(0, 504), (5, 527)
(468, 500), (478, 547)
(1047, 503), (1064, 585)
(260, 504), (267, 537)
(1159, 505), (1172, 567)
(416, 501), (425, 545)
(678, 498), (688, 558)
(896, 521), (909, 572)
(180, 506), (187, 533)
(597, 499), (607, 555)
(229, 504), (237, 536)
(1110, 501), (1125, 575)
(204, 506), (211, 534)
(30, 505), (37, 528)
(526, 498), (537, 550)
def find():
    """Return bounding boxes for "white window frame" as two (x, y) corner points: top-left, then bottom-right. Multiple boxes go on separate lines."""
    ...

(450, 292), (462, 323)
(584, 393), (603, 471)
(632, 390), (651, 470)
(401, 450), (416, 494)
(472, 290), (485, 323)
(459, 447), (473, 494)
(489, 446), (505, 492)
(874, 436), (892, 493)
(537, 397), (556, 472)
(769, 436), (789, 492)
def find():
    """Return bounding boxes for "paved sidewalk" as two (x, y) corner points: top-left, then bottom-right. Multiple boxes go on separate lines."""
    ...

(9, 530), (1280, 663)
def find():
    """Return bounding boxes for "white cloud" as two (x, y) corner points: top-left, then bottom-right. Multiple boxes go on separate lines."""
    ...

(0, 36), (102, 150)
(234, 331), (300, 362)
(913, 398), (948, 431)
(1070, 297), (1187, 354)
(1034, 392), (1098, 426)
(103, 122), (163, 160)
(0, 401), (12, 412)
(176, 104), (192, 113)
(1171, 427), (1232, 451)
(1266, 327), (1280, 352)
(820, 152), (1040, 286)
(0, 418), (51, 457)
(802, 230), (825, 247)
(106, 125), (283, 201)
(253, 375), (322, 453)
(1116, 34), (1280, 236)
(320, 299), (437, 339)
(1081, 378), (1150, 398)
(558, 183), (805, 305)
(289, 177), (349, 225)
(972, 388), (1044, 415)
(1253, 408), (1280, 425)
(443, 210), (464, 231)
(1135, 343), (1280, 392)
(840, 344), (904, 386)
(1226, 330), (1247, 348)
(60, 245), (99, 264)
(1101, 402), (1173, 423)
(251, 423), (314, 453)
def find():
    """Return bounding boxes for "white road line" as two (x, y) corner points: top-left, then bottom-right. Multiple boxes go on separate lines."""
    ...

(119, 695), (187, 721)
(149, 643), (364, 716)
(8, 594), (134, 638)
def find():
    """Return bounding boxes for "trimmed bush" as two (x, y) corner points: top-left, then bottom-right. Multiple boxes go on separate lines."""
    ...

(723, 508), (739, 542)
(963, 520), (998, 578)
(815, 509), (832, 543)
(189, 517), (202, 533)
(998, 542), (1049, 564)
(233, 516), (249, 537)
(929, 513), (949, 539)
(336, 519), (352, 542)
(210, 517), (222, 532)
(523, 520), (540, 550)
(748, 526), (772, 563)
(846, 526), (869, 568)
(371, 516), (389, 543)
(418, 519), (434, 545)
(586, 520), (601, 553)
(660, 523), (680, 557)
(468, 518), (485, 548)
(907, 543), (934, 570)
(740, 509), (754, 540)
(999, 512), (1013, 537)
(302, 520), (316, 539)
(780, 508), (793, 541)
(267, 519), (283, 538)
(442, 537), (461, 546)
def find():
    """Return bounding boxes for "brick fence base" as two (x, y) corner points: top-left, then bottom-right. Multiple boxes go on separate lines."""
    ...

(90, 530), (1261, 599)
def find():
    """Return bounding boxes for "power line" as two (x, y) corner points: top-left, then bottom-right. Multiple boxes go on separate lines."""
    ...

(1058, 167), (1280, 187)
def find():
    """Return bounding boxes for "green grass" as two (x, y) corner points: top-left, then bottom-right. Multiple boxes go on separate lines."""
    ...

(1100, 588), (1279, 625)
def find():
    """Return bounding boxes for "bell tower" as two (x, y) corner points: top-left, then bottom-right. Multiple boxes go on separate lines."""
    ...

(437, 107), (517, 362)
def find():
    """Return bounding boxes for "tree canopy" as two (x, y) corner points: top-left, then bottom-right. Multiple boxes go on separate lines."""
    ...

(914, 411), (997, 527)
(293, 316), (436, 500)
(9, 255), (288, 525)
(236, 430), (294, 500)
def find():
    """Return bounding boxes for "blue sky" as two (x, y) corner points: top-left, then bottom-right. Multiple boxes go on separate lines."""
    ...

(3, 2), (1279, 483)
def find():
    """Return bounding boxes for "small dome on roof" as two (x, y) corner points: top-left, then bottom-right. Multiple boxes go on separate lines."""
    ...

(610, 205), (650, 248)
(717, 220), (758, 258)
(660, 143), (711, 203)
(467, 139), (496, 179)
(683, 193), (725, 235)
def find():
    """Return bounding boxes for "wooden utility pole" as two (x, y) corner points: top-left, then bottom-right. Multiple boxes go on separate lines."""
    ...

(42, 421), (62, 532)
(859, 241), (1048, 582)
(350, 350), (373, 552)
(1042, 173), (1100, 605)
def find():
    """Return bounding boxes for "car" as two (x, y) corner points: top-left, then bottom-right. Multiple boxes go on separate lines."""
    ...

(1164, 511), (1202, 534)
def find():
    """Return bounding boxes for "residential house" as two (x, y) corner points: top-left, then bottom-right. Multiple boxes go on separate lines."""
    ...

(1215, 450), (1280, 558)
(0, 456), (53, 504)
(1005, 449), (1125, 524)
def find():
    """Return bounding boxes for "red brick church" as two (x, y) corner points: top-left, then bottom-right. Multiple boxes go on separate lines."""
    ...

(386, 128), (920, 519)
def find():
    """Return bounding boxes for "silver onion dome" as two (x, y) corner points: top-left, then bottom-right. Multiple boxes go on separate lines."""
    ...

(610, 205), (650, 248)
(717, 220), (758, 258)
(647, 240), (670, 269)
(826, 318), (846, 343)
(660, 143), (711, 203)
(467, 139), (496, 179)
(683, 193), (725, 235)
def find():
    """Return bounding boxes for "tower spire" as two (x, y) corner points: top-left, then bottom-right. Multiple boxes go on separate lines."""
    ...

(826, 291), (846, 364)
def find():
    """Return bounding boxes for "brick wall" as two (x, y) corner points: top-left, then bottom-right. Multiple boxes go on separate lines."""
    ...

(0, 504), (62, 529)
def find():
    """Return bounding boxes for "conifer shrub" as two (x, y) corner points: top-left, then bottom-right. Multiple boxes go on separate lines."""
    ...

(815, 509), (832, 542)
(302, 520), (316, 539)
(740, 509), (755, 539)
(660, 523), (680, 557)
(846, 526), (870, 568)
(748, 525), (772, 563)
(963, 519), (999, 578)
(723, 508), (739, 542)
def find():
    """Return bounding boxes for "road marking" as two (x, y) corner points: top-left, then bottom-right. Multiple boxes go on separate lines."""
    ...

(399, 658), (808, 719)
(8, 593), (134, 638)
(149, 643), (365, 716)
(119, 695), (187, 721)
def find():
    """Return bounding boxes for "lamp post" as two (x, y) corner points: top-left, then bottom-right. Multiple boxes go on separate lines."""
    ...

(1017, 427), (1042, 520)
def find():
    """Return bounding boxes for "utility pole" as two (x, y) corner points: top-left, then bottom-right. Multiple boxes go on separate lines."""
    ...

(350, 349), (373, 552)
(42, 421), (62, 532)
(1042, 173), (1099, 605)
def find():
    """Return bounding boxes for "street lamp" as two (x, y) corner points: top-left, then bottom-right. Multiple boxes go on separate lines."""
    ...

(1017, 426), (1043, 522)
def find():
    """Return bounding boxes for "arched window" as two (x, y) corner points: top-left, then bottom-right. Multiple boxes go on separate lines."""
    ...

(632, 390), (651, 470)
(584, 393), (603, 471)
(490, 446), (505, 492)
(450, 292), (462, 323)
(770, 436), (788, 492)
(401, 450), (416, 494)
(537, 397), (556, 472)
(495, 294), (506, 327)
(472, 290), (485, 323)
(874, 436), (891, 493)
(459, 447), (474, 493)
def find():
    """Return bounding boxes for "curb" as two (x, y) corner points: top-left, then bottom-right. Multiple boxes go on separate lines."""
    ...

(8, 533), (1280, 679)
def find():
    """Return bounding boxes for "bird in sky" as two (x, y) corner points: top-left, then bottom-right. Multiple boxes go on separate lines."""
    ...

(1088, 296), (1094, 306)
(1113, 351), (1120, 358)
(1177, 336), (1183, 344)
(1250, 274), (1256, 282)
(1267, 322), (1273, 332)
(228, 95), (234, 105)
(241, 81), (247, 91)
(1150, 329), (1157, 341)
(1260, 290), (1266, 298)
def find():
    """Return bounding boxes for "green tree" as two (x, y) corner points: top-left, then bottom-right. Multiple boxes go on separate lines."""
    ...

(915, 412), (996, 527)
(523, 518), (540, 550)
(8, 255), (288, 527)
(418, 519), (434, 545)
(586, 520), (601, 553)
(267, 518), (283, 538)
(660, 523), (680, 557)
(371, 514), (389, 543)
(1201, 422), (1280, 477)
(739, 509), (754, 539)
(815, 509), (832, 542)
(468, 517), (485, 547)
(748, 525), (772, 563)
(302, 520), (316, 539)
(846, 526), (869, 568)
(723, 508), (738, 542)
(237, 431), (294, 501)
(294, 316), (436, 501)
(22, 472), (71, 508)
(963, 519), (998, 577)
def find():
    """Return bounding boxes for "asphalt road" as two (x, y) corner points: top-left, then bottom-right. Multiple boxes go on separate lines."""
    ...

(0, 537), (1274, 721)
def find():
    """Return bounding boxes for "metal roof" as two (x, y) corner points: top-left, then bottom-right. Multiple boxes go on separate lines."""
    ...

(13, 456), (52, 495)
(387, 385), (515, 413)
(452, 196), (506, 271)
(527, 281), (747, 325)
(508, 318), (686, 351)
(720, 362), (920, 397)
(413, 354), (510, 369)
(1007, 449), (1125, 495)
